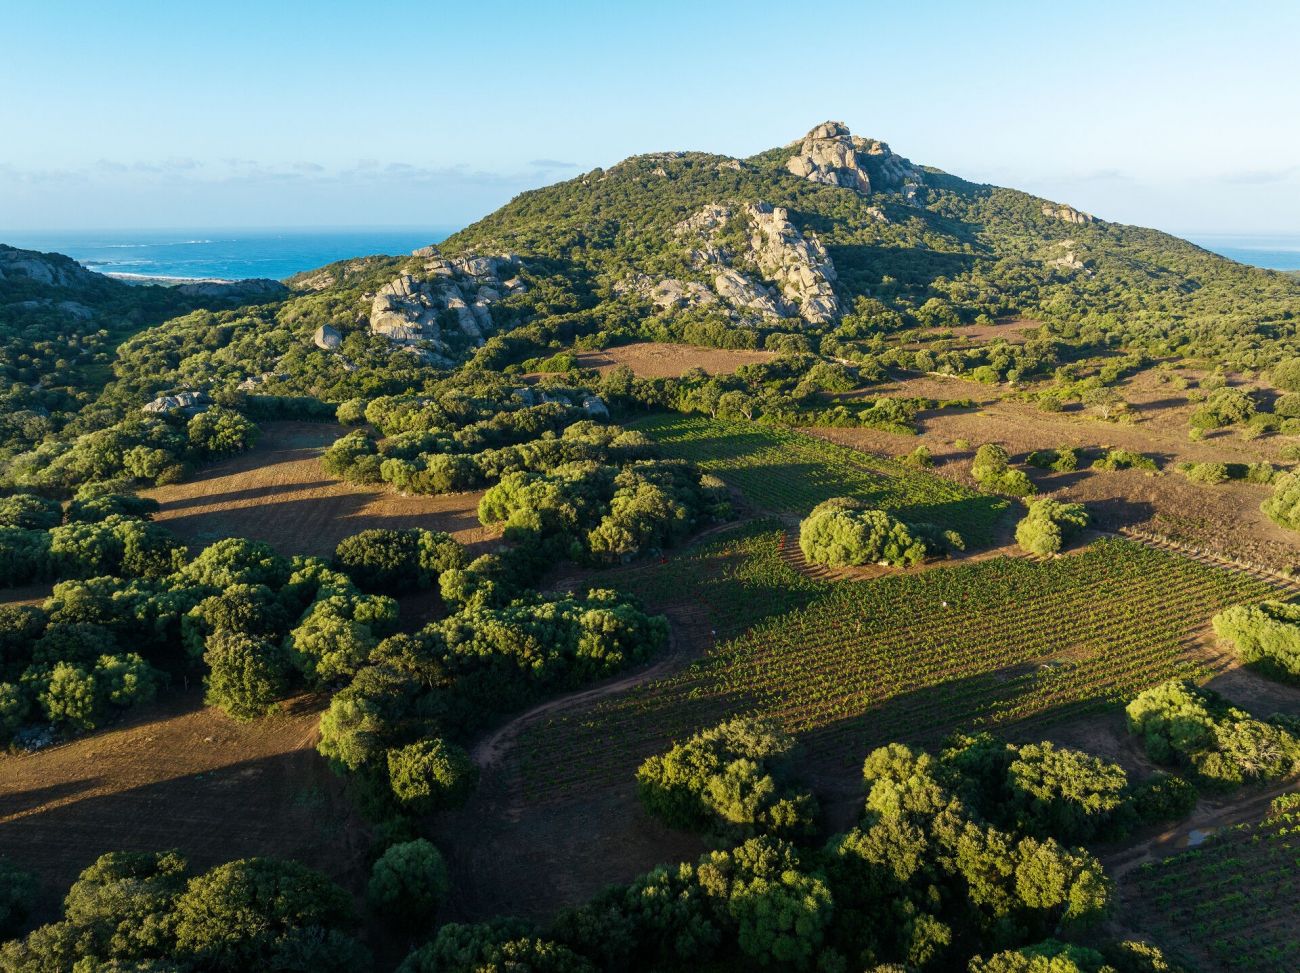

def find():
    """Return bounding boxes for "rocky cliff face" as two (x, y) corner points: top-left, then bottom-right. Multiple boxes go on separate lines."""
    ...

(369, 251), (525, 360)
(671, 202), (840, 324)
(0, 245), (103, 289)
(1041, 203), (1094, 225)
(785, 121), (923, 199)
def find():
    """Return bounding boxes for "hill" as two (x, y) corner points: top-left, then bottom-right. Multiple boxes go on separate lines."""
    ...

(0, 245), (288, 459)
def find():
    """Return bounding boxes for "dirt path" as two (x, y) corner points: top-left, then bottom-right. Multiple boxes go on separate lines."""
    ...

(471, 633), (692, 771)
(1105, 776), (1300, 881)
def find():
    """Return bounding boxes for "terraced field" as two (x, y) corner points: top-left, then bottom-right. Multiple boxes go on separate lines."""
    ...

(514, 527), (1279, 802)
(631, 413), (1007, 543)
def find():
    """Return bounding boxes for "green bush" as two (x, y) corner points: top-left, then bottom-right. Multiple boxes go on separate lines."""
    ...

(1261, 470), (1300, 530)
(799, 497), (935, 567)
(971, 444), (1036, 496)
(1126, 679), (1300, 789)
(636, 717), (817, 839)
(203, 630), (293, 720)
(1212, 600), (1300, 680)
(1014, 498), (1088, 556)
(387, 738), (479, 813)
(367, 839), (450, 927)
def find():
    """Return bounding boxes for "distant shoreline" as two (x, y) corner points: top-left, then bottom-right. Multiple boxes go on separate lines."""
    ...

(104, 270), (239, 285)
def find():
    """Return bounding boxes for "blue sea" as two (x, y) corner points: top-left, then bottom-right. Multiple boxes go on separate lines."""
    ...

(1186, 234), (1300, 272)
(1, 228), (460, 282)
(2, 227), (1297, 282)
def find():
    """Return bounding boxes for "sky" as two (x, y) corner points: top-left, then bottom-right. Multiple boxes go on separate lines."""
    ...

(2, 0), (1298, 235)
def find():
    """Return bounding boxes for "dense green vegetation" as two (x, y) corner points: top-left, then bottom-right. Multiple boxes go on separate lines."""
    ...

(5, 124), (1300, 971)
(1015, 498), (1089, 556)
(1126, 680), (1300, 789)
(799, 495), (962, 567)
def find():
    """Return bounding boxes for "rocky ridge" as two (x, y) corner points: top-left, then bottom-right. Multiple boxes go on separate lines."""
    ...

(784, 121), (924, 200)
(625, 201), (841, 325)
(368, 251), (526, 361)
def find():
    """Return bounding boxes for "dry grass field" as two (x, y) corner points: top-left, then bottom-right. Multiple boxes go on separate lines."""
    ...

(141, 421), (500, 559)
(572, 341), (775, 378)
(816, 370), (1300, 569)
(0, 691), (368, 922)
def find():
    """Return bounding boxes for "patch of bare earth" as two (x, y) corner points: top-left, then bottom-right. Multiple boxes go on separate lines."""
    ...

(573, 341), (775, 379)
(141, 421), (499, 559)
(814, 369), (1300, 570)
(433, 585), (721, 923)
(0, 691), (369, 922)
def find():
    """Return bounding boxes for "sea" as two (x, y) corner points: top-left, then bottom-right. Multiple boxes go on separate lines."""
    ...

(1184, 234), (1300, 272)
(1, 227), (1298, 282)
(1, 228), (459, 283)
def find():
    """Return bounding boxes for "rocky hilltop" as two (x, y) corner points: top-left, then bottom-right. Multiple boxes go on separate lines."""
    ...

(367, 252), (527, 363)
(785, 121), (924, 199)
(0, 245), (105, 289)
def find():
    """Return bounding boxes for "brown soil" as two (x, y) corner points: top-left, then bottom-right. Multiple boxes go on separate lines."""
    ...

(813, 370), (1300, 570)
(438, 593), (719, 923)
(141, 421), (500, 559)
(0, 691), (369, 922)
(903, 318), (1042, 348)
(0, 584), (53, 608)
(573, 341), (775, 379)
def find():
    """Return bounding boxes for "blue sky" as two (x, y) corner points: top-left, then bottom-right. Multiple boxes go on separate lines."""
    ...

(2, 0), (1298, 234)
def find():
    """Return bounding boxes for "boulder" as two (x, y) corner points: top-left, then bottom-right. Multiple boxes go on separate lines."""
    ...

(313, 325), (342, 350)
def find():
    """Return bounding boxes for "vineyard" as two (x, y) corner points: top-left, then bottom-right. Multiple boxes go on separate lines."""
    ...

(1125, 794), (1300, 973)
(515, 529), (1279, 802)
(631, 413), (1007, 544)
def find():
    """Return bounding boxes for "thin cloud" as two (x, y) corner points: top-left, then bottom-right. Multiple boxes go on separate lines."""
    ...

(1219, 166), (1299, 185)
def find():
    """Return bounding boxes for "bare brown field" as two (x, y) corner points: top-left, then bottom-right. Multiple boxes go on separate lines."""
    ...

(435, 581), (720, 922)
(904, 318), (1042, 348)
(0, 584), (53, 608)
(141, 421), (500, 559)
(573, 341), (775, 378)
(0, 691), (369, 921)
(815, 370), (1300, 570)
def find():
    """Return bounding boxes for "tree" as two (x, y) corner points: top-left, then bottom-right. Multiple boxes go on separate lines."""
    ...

(387, 738), (479, 813)
(204, 630), (292, 720)
(0, 858), (36, 938)
(798, 498), (933, 568)
(0, 493), (62, 530)
(1212, 600), (1300, 680)
(182, 537), (291, 589)
(333, 528), (466, 593)
(186, 406), (259, 458)
(366, 839), (450, 926)
(637, 718), (817, 839)
(1015, 498), (1088, 556)
(970, 444), (1036, 496)
(172, 858), (367, 972)
(1261, 471), (1300, 531)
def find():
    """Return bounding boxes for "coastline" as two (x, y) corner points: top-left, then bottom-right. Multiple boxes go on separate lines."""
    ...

(104, 270), (238, 286)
